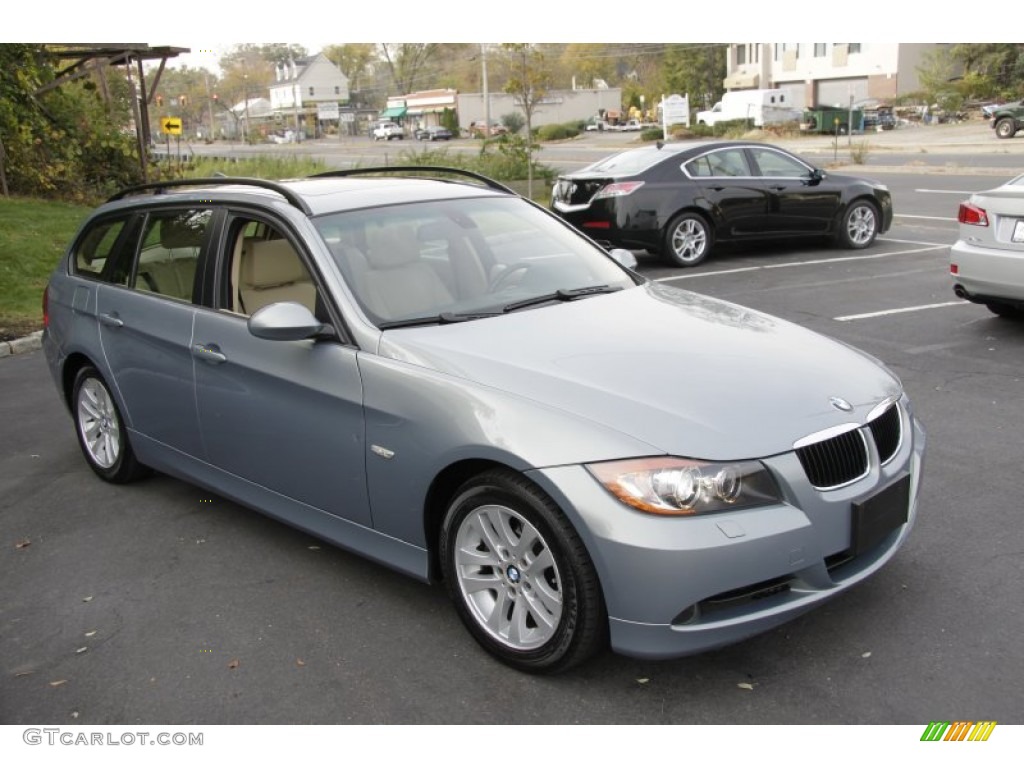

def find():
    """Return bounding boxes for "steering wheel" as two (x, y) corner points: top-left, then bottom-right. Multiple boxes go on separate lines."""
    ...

(490, 261), (533, 292)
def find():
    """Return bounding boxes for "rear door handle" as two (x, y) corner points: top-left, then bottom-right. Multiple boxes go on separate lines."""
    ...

(192, 343), (227, 364)
(99, 313), (124, 328)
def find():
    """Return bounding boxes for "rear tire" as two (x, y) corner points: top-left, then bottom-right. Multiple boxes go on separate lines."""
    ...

(72, 366), (147, 484)
(986, 301), (1024, 319)
(663, 212), (712, 267)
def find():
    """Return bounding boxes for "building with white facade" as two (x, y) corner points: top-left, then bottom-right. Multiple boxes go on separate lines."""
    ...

(723, 44), (952, 109)
(269, 53), (350, 114)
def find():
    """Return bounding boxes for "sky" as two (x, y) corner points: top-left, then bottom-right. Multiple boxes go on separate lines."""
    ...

(4, 3), (998, 61)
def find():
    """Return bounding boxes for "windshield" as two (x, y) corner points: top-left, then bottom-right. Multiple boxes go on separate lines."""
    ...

(313, 196), (637, 326)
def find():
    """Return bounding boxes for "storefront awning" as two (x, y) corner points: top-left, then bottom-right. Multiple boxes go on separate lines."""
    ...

(723, 72), (760, 90)
(379, 106), (407, 118)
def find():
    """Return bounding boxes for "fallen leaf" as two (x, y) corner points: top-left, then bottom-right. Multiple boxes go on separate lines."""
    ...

(15, 539), (31, 549)
(228, 659), (239, 669)
(308, 545), (321, 551)
(15, 670), (34, 677)
(82, 596), (93, 603)
(861, 652), (872, 659)
(71, 711), (79, 719)
(84, 631), (97, 638)
(737, 682), (755, 690)
(636, 677), (649, 684)
(50, 679), (68, 687)
(296, 658), (306, 667)
(75, 647), (88, 654)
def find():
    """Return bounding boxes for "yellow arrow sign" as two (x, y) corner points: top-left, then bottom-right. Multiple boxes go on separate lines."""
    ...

(160, 117), (182, 135)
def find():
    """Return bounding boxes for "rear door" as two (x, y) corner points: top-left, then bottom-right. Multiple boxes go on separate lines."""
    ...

(95, 207), (212, 458)
(680, 147), (769, 237)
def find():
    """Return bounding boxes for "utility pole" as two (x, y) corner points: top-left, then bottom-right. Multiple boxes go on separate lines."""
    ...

(482, 44), (491, 134)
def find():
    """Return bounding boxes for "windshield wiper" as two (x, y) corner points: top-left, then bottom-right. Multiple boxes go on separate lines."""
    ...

(503, 285), (622, 313)
(378, 311), (503, 330)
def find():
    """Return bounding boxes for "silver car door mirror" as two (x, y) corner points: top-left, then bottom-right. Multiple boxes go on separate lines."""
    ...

(609, 248), (638, 270)
(248, 301), (327, 341)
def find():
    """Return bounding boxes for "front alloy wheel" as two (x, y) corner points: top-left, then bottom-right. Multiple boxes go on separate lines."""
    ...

(664, 212), (711, 267)
(838, 200), (879, 249)
(440, 469), (606, 673)
(995, 119), (1016, 139)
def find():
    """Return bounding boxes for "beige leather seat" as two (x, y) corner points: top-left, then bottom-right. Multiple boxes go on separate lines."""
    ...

(361, 224), (454, 320)
(238, 239), (317, 315)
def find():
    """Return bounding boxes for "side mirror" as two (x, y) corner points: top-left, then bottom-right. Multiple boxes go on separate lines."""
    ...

(248, 301), (332, 341)
(609, 248), (638, 270)
(808, 168), (826, 184)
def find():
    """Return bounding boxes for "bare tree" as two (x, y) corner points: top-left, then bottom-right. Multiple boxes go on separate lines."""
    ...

(501, 43), (551, 198)
(379, 44), (438, 96)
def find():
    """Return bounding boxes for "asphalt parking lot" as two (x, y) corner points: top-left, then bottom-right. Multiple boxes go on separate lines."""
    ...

(1, 148), (1022, 730)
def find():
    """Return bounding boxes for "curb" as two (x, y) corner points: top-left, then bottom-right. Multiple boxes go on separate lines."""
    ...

(0, 330), (44, 359)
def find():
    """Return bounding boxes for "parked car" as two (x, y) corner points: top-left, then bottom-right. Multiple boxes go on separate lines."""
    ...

(551, 140), (893, 267)
(372, 121), (405, 141)
(414, 125), (453, 141)
(42, 168), (924, 674)
(989, 101), (1024, 139)
(950, 173), (1024, 318)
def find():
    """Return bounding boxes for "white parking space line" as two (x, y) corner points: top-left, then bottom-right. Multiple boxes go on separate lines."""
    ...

(655, 242), (947, 282)
(895, 214), (956, 222)
(915, 189), (977, 195)
(834, 300), (970, 322)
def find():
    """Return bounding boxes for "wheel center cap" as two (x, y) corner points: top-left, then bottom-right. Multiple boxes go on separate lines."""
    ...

(506, 565), (521, 584)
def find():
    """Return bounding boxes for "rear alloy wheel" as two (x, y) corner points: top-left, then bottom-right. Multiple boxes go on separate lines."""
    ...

(986, 301), (1024, 319)
(837, 200), (880, 249)
(440, 469), (606, 674)
(995, 119), (1016, 139)
(72, 366), (146, 484)
(664, 212), (712, 267)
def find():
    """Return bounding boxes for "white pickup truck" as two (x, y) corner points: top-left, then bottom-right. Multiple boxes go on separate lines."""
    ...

(372, 122), (405, 141)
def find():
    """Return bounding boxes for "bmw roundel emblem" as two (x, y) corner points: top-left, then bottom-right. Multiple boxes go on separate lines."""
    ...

(829, 396), (854, 412)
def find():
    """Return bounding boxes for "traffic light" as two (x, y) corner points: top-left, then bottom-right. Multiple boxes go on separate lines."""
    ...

(156, 94), (163, 107)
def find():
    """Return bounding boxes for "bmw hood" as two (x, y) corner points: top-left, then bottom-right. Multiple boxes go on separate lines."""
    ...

(377, 283), (902, 460)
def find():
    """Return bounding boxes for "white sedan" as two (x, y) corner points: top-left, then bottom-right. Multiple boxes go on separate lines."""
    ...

(951, 174), (1024, 318)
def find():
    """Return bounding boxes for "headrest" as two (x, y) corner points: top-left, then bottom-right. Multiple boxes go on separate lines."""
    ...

(241, 239), (307, 288)
(365, 224), (421, 269)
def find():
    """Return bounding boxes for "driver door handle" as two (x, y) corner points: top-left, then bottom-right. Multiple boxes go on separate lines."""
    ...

(192, 343), (227, 364)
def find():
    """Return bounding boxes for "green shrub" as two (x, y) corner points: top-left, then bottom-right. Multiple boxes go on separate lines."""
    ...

(850, 141), (871, 164)
(536, 122), (580, 141)
(640, 127), (665, 142)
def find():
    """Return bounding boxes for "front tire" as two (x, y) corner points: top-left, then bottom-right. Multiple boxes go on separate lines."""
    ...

(995, 118), (1016, 139)
(837, 200), (880, 249)
(72, 366), (146, 483)
(439, 469), (606, 674)
(663, 212), (712, 267)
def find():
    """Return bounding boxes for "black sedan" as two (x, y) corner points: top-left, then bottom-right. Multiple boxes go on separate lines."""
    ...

(414, 126), (454, 141)
(551, 140), (893, 267)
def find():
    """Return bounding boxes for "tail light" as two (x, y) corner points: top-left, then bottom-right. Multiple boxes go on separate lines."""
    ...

(42, 286), (49, 328)
(593, 181), (645, 200)
(958, 202), (988, 226)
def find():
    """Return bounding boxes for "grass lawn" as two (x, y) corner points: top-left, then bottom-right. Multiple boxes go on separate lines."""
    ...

(0, 197), (90, 341)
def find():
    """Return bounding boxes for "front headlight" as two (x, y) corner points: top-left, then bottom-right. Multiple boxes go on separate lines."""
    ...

(586, 457), (782, 516)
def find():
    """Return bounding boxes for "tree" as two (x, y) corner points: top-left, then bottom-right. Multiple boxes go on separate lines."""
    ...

(323, 43), (376, 92)
(0, 44), (141, 199)
(379, 44), (439, 95)
(662, 44), (727, 112)
(501, 43), (551, 197)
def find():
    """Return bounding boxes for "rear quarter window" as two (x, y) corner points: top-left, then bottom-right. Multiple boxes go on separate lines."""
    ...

(71, 215), (137, 285)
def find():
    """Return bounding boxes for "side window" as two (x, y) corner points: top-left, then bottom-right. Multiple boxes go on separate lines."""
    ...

(224, 216), (319, 318)
(72, 216), (136, 284)
(749, 148), (809, 178)
(134, 209), (211, 301)
(688, 149), (751, 178)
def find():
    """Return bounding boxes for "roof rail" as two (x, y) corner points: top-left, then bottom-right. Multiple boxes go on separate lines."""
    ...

(310, 167), (516, 195)
(107, 177), (312, 215)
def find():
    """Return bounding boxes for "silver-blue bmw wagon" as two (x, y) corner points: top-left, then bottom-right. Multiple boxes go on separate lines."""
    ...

(42, 169), (925, 673)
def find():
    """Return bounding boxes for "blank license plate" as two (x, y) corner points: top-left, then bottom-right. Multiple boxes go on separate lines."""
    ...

(851, 475), (910, 555)
(1013, 219), (1024, 243)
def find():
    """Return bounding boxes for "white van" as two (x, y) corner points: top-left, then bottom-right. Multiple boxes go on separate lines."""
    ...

(697, 89), (801, 128)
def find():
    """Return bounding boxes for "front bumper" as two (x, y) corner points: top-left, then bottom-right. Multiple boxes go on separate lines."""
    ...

(527, 409), (926, 660)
